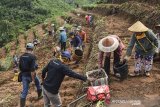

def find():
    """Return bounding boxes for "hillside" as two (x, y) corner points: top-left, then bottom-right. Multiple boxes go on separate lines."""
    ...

(0, 0), (160, 107)
(0, 0), (72, 46)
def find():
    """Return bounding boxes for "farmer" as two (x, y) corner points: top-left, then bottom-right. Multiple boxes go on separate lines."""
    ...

(59, 27), (67, 51)
(77, 26), (87, 49)
(89, 14), (94, 27)
(61, 50), (71, 62)
(53, 46), (71, 63)
(12, 54), (19, 81)
(85, 14), (90, 25)
(69, 31), (82, 50)
(33, 38), (39, 47)
(41, 50), (94, 107)
(124, 21), (158, 77)
(51, 24), (55, 37)
(19, 43), (42, 107)
(98, 35), (125, 76)
(13, 54), (19, 70)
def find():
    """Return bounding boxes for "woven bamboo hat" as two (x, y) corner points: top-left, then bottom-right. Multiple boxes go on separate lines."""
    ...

(128, 21), (149, 32)
(98, 36), (119, 52)
(59, 27), (64, 31)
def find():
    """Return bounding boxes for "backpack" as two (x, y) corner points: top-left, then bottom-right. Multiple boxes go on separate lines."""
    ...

(87, 85), (110, 103)
(19, 54), (35, 72)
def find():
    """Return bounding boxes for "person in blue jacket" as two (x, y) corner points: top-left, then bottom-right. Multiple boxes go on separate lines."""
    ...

(69, 31), (82, 50)
(59, 27), (67, 51)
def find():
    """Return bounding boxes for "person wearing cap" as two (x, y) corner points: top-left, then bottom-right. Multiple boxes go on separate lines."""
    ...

(59, 27), (67, 51)
(41, 50), (94, 107)
(98, 35), (125, 76)
(19, 43), (42, 107)
(124, 21), (158, 77)
(77, 26), (87, 49)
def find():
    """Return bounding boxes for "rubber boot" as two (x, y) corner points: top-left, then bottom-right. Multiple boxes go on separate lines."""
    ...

(20, 98), (26, 107)
(37, 89), (42, 99)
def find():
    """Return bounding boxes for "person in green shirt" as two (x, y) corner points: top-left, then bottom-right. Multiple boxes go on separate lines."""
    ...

(124, 21), (158, 77)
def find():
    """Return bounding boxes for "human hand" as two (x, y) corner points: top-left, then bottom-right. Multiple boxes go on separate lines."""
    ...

(124, 56), (130, 61)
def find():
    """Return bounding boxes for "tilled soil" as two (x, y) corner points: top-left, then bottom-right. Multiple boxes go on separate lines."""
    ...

(0, 5), (160, 107)
(0, 10), (93, 107)
(71, 8), (160, 107)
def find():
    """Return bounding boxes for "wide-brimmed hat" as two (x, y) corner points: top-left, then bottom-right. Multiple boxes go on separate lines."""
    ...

(59, 27), (64, 31)
(77, 26), (82, 30)
(75, 28), (80, 31)
(128, 21), (149, 32)
(98, 36), (119, 52)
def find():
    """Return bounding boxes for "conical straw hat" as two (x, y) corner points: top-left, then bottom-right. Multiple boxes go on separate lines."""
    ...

(128, 21), (149, 32)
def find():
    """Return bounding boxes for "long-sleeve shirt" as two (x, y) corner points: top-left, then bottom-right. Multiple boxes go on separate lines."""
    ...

(79, 30), (87, 42)
(59, 31), (67, 43)
(126, 30), (158, 56)
(42, 59), (87, 94)
(98, 35), (125, 68)
(70, 35), (82, 48)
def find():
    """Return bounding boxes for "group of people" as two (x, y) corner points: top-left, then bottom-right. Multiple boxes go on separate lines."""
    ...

(58, 24), (87, 64)
(98, 21), (159, 78)
(17, 42), (94, 107)
(14, 15), (160, 107)
(15, 19), (91, 107)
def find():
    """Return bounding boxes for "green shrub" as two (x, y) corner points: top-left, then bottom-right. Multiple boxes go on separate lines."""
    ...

(0, 55), (13, 71)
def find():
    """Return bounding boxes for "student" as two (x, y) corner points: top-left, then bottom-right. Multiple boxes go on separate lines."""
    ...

(59, 27), (67, 51)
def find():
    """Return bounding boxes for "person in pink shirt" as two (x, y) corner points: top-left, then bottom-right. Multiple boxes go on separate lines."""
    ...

(98, 35), (125, 77)
(85, 14), (90, 25)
